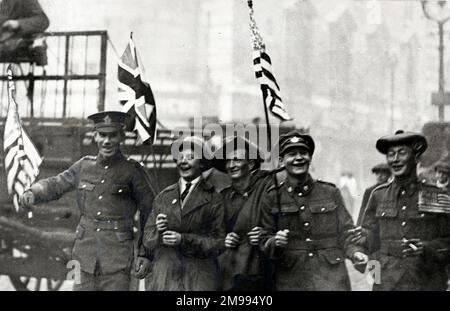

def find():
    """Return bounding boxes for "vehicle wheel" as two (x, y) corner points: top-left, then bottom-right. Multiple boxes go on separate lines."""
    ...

(8, 276), (64, 291)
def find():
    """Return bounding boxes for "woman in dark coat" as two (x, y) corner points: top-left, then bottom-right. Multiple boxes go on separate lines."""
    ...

(143, 136), (225, 291)
(214, 136), (273, 291)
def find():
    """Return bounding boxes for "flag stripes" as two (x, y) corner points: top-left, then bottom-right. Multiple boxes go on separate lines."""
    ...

(3, 66), (42, 211)
(248, 2), (291, 121)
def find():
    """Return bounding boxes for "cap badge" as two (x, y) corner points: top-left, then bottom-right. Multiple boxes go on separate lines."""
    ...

(103, 115), (112, 124)
(290, 137), (301, 143)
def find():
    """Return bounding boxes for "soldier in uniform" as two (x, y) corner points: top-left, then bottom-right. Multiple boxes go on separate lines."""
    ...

(143, 136), (225, 291)
(356, 163), (391, 226)
(20, 111), (153, 291)
(260, 130), (367, 291)
(358, 130), (450, 291)
(213, 136), (272, 291)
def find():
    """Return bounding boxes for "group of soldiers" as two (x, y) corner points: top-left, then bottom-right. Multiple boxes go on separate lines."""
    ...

(19, 111), (450, 291)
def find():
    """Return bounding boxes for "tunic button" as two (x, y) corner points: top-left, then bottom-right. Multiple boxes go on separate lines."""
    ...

(98, 196), (103, 200)
(304, 222), (310, 228)
(300, 206), (305, 211)
(172, 199), (177, 204)
(381, 212), (386, 217)
(321, 207), (326, 212)
(95, 228), (101, 232)
(118, 189), (123, 193)
(420, 213), (425, 218)
(401, 221), (407, 227)
(402, 206), (407, 211)
(82, 184), (86, 189)
(308, 252), (314, 257)
(97, 212), (101, 216)
(101, 180), (105, 184)
(303, 185), (309, 191)
(104, 166), (109, 170)
(287, 187), (293, 193)
(336, 257), (341, 261)
(401, 190), (406, 195)
(305, 238), (312, 242)
(298, 193), (303, 197)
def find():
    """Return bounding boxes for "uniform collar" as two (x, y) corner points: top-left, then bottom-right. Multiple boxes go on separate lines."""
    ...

(393, 175), (418, 197)
(285, 174), (314, 196)
(96, 151), (124, 166)
(179, 175), (201, 190)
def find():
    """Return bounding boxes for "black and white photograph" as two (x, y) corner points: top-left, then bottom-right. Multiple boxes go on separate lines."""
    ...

(0, 0), (450, 294)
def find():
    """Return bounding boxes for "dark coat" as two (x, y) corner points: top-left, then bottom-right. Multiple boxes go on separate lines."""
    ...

(260, 174), (361, 291)
(0, 0), (49, 36)
(217, 170), (272, 290)
(361, 177), (450, 291)
(143, 178), (225, 291)
(29, 152), (154, 274)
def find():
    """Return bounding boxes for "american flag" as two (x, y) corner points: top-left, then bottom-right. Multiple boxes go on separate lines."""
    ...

(418, 190), (450, 214)
(118, 33), (157, 144)
(248, 1), (291, 121)
(3, 66), (42, 211)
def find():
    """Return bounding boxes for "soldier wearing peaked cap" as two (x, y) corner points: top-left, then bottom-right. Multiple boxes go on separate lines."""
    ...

(356, 163), (392, 226)
(259, 130), (367, 291)
(359, 130), (450, 290)
(19, 111), (155, 291)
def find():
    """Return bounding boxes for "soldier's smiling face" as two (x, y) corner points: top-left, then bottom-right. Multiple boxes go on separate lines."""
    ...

(386, 145), (416, 177)
(282, 146), (311, 177)
(94, 129), (124, 158)
(436, 169), (450, 184)
(176, 149), (202, 181)
(225, 149), (253, 180)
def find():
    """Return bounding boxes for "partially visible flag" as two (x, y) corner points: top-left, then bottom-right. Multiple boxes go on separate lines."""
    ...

(118, 33), (157, 144)
(248, 1), (291, 121)
(3, 66), (42, 212)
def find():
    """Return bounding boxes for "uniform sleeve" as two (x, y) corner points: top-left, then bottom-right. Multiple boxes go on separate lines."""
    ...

(16, 0), (50, 35)
(357, 188), (371, 226)
(334, 188), (364, 258)
(178, 195), (226, 258)
(260, 189), (285, 260)
(142, 194), (163, 259)
(361, 192), (380, 254)
(29, 159), (81, 204)
(131, 166), (156, 258)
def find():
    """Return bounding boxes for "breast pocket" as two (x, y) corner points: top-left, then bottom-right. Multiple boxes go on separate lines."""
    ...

(310, 201), (338, 233)
(277, 204), (300, 230)
(78, 181), (95, 205)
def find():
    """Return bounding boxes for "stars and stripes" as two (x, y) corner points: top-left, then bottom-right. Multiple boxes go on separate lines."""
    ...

(118, 33), (157, 144)
(418, 190), (450, 214)
(3, 66), (42, 211)
(248, 1), (291, 121)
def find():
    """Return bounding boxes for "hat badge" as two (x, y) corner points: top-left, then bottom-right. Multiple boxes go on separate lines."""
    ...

(290, 137), (301, 143)
(103, 115), (112, 124)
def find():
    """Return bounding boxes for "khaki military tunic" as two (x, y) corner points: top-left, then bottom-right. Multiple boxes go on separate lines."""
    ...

(260, 174), (361, 291)
(29, 152), (154, 275)
(361, 177), (450, 290)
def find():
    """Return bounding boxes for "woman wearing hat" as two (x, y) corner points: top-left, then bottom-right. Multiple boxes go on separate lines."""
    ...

(259, 130), (367, 291)
(359, 130), (450, 290)
(143, 136), (225, 291)
(213, 136), (274, 291)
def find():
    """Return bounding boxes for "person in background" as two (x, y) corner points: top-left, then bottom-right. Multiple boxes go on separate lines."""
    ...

(143, 136), (225, 291)
(0, 0), (49, 58)
(435, 159), (450, 192)
(356, 163), (391, 226)
(20, 111), (153, 291)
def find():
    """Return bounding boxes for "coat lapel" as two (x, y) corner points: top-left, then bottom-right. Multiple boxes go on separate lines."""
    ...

(163, 183), (182, 225)
(181, 179), (213, 217)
